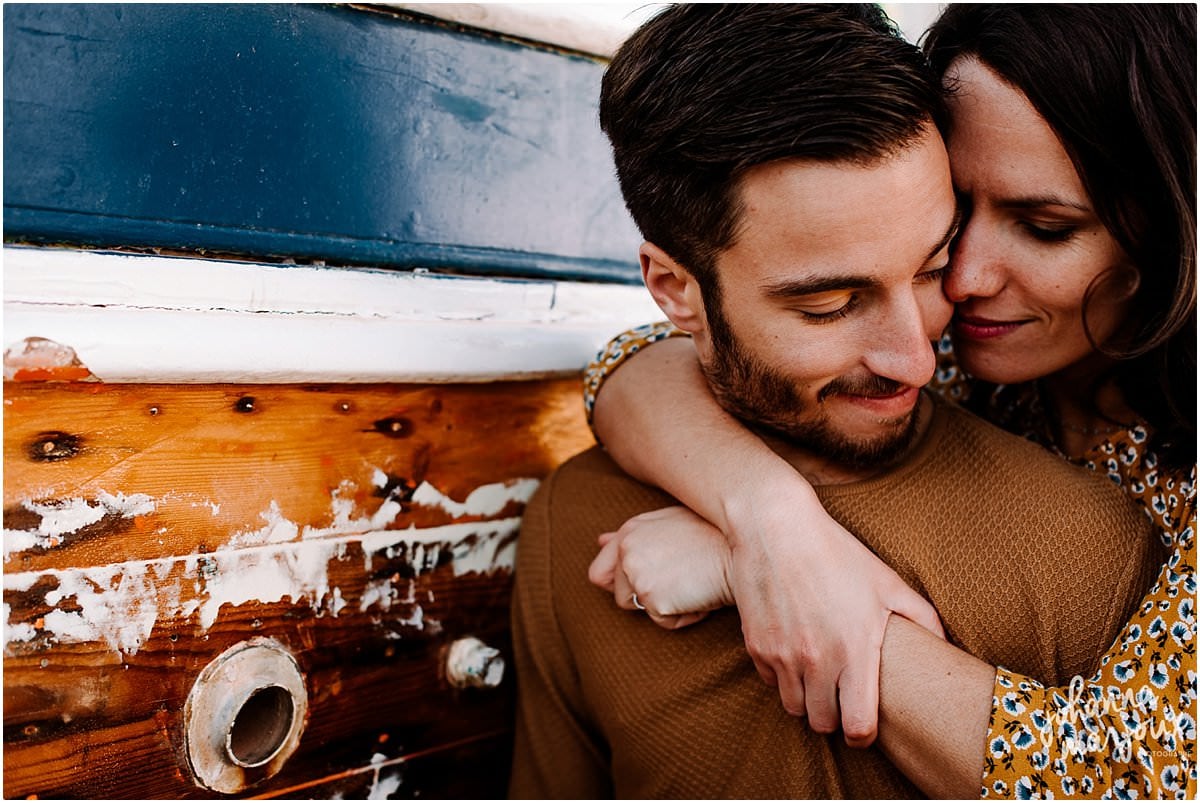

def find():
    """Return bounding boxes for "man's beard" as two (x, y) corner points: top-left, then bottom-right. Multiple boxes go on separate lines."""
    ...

(701, 305), (921, 471)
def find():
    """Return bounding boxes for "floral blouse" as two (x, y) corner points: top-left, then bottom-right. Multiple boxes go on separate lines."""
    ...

(583, 321), (1198, 800)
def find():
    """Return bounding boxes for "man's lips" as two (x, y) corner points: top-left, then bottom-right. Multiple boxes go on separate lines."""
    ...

(953, 314), (1030, 340)
(839, 385), (920, 416)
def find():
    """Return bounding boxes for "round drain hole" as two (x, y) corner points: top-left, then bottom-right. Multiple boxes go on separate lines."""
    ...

(227, 685), (296, 768)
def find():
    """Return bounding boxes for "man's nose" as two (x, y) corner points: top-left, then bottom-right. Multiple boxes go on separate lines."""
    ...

(864, 295), (940, 388)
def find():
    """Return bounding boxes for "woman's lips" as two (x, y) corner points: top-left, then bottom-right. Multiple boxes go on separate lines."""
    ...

(953, 314), (1028, 340)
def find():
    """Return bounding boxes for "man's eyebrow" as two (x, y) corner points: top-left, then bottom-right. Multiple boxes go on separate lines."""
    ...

(763, 208), (965, 300)
(923, 206), (963, 263)
(762, 273), (879, 299)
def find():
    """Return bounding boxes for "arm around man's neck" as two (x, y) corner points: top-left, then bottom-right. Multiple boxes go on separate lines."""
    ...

(877, 615), (993, 799)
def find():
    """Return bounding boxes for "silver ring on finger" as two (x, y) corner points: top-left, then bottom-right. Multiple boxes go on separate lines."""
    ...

(631, 592), (646, 611)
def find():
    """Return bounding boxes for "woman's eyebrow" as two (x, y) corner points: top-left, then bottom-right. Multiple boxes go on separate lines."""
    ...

(997, 194), (1092, 213)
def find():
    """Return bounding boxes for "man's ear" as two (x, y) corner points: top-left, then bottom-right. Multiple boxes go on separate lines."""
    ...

(640, 242), (708, 335)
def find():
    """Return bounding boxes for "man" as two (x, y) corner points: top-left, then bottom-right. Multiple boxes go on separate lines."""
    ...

(509, 5), (1157, 798)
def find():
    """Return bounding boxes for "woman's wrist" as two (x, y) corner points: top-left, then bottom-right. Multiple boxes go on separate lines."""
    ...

(718, 464), (823, 549)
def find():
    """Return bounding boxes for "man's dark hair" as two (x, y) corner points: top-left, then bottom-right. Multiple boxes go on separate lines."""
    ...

(599, 3), (945, 310)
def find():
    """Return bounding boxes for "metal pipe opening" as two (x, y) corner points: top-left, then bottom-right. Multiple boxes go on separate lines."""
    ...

(226, 685), (296, 768)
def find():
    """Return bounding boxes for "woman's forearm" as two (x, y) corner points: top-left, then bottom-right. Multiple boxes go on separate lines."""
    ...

(591, 336), (810, 537)
(877, 615), (994, 798)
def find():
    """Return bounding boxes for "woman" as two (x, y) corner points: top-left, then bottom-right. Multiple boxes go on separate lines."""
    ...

(585, 4), (1195, 798)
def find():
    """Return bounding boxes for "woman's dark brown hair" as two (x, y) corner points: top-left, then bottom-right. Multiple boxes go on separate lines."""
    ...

(925, 4), (1197, 465)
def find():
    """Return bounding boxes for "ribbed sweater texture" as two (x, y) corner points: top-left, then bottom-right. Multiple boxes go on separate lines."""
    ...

(510, 396), (1157, 799)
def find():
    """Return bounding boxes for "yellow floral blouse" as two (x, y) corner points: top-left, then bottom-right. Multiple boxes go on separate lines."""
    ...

(583, 321), (1198, 800)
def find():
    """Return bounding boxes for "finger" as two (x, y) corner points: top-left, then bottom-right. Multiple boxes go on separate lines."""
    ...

(611, 565), (640, 611)
(669, 611), (710, 629)
(803, 667), (840, 734)
(647, 610), (710, 630)
(889, 585), (946, 640)
(597, 530), (616, 546)
(647, 610), (680, 629)
(750, 655), (779, 689)
(587, 538), (620, 590)
(837, 651), (881, 748)
(774, 663), (808, 719)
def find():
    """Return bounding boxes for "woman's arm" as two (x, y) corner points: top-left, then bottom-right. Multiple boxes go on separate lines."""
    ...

(876, 616), (993, 798)
(591, 501), (1198, 800)
(887, 533), (1197, 801)
(590, 334), (944, 743)
(588, 507), (991, 797)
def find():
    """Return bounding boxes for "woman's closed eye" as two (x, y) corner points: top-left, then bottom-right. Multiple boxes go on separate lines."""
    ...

(915, 265), (950, 284)
(1020, 220), (1079, 243)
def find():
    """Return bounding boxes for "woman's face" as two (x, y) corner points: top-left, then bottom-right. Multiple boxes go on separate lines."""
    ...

(943, 56), (1136, 385)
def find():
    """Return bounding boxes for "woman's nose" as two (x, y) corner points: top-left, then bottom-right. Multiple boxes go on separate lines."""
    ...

(944, 219), (1006, 302)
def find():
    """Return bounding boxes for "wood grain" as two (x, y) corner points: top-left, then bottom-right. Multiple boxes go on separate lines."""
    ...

(3, 379), (593, 798)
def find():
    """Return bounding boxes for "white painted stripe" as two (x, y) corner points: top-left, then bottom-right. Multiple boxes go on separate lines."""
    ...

(390, 3), (666, 57)
(2, 247), (663, 382)
(389, 5), (940, 56)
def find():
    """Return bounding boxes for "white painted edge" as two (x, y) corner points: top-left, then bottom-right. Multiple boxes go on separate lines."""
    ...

(2, 247), (664, 383)
(388, 3), (666, 57)
(386, 4), (939, 56)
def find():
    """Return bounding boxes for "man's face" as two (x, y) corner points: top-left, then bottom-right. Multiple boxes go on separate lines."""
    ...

(697, 126), (958, 469)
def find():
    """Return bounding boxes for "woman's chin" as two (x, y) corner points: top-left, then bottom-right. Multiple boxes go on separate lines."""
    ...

(955, 348), (1046, 386)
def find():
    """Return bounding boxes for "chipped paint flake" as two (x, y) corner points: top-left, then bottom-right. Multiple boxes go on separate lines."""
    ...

(409, 477), (539, 518)
(3, 336), (96, 382)
(368, 768), (404, 800)
(3, 477), (530, 656)
(227, 500), (300, 547)
(5, 492), (157, 560)
(5, 518), (520, 656)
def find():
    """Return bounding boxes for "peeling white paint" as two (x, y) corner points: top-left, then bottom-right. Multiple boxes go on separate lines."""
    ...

(3, 604), (36, 643)
(330, 587), (346, 617)
(4, 518), (520, 656)
(4, 492), (156, 561)
(367, 769), (404, 800)
(227, 500), (300, 547)
(302, 481), (404, 541)
(397, 605), (425, 630)
(359, 578), (398, 613)
(4, 476), (532, 657)
(34, 562), (162, 654)
(409, 478), (540, 518)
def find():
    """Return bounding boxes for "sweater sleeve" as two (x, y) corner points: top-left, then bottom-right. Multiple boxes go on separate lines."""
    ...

(582, 320), (687, 433)
(980, 464), (1197, 799)
(508, 471), (612, 799)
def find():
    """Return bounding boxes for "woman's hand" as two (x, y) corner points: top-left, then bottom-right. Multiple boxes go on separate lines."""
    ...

(588, 506), (734, 630)
(720, 479), (947, 747)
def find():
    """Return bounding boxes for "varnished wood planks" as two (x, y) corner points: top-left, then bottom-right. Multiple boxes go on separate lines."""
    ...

(4, 381), (592, 571)
(4, 379), (593, 798)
